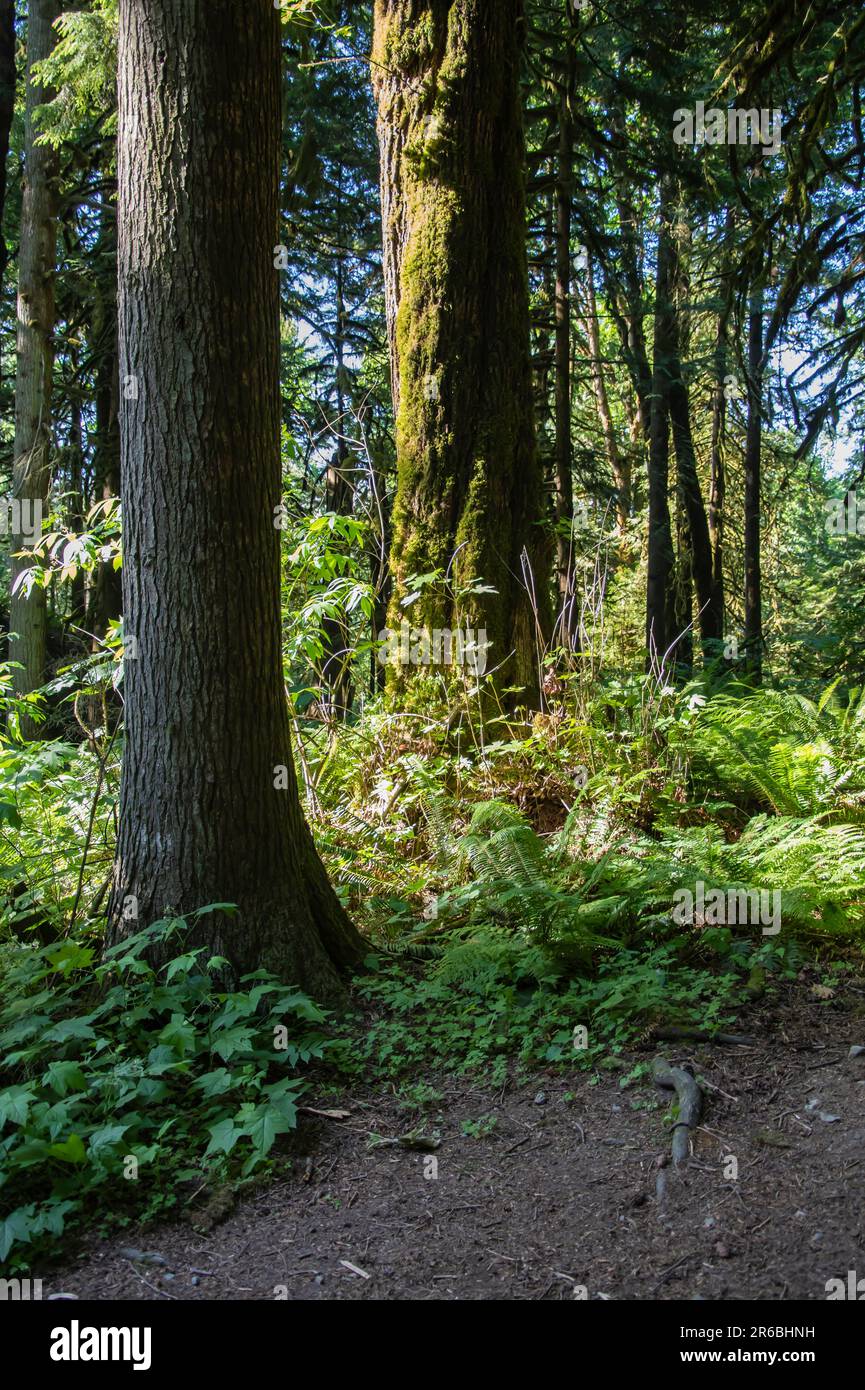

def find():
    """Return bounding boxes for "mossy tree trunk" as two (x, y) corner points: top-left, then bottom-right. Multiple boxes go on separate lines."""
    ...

(106, 0), (365, 1001)
(372, 0), (549, 695)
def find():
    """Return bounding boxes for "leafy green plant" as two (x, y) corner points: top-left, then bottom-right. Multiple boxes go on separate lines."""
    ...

(461, 1114), (498, 1139)
(0, 911), (329, 1270)
(395, 1081), (444, 1113)
(332, 926), (754, 1088)
(685, 681), (865, 819)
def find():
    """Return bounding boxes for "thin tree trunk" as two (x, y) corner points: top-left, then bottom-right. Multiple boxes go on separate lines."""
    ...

(107, 0), (365, 999)
(533, 184), (555, 452)
(609, 109), (652, 438)
(583, 258), (629, 531)
(708, 217), (735, 643)
(88, 187), (122, 641)
(532, 186), (555, 608)
(666, 207), (722, 649)
(0, 0), (15, 286)
(554, 45), (575, 641)
(645, 178), (675, 668)
(743, 285), (764, 682)
(10, 0), (59, 737)
(320, 240), (354, 721)
(372, 0), (549, 696)
(708, 358), (726, 630)
(67, 393), (85, 622)
(671, 493), (693, 678)
(319, 448), (354, 719)
(668, 364), (721, 644)
(357, 398), (391, 699)
(368, 438), (390, 696)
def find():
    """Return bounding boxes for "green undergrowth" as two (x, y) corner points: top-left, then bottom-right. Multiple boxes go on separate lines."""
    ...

(331, 928), (799, 1090)
(0, 911), (330, 1272)
(3, 674), (865, 1273)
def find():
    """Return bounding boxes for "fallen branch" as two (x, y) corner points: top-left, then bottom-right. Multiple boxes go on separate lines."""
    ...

(298, 1106), (352, 1120)
(651, 1025), (755, 1046)
(653, 1057), (703, 1167)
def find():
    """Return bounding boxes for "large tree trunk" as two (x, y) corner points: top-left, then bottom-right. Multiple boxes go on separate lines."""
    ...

(743, 285), (764, 682)
(107, 0), (365, 1000)
(9, 0), (58, 737)
(372, 0), (549, 695)
(0, 0), (15, 285)
(645, 178), (675, 668)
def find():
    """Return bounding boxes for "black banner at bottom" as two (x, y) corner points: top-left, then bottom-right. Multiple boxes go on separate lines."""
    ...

(3, 1295), (859, 1376)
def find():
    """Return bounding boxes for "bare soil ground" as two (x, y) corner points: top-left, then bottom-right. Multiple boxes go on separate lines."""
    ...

(45, 982), (865, 1301)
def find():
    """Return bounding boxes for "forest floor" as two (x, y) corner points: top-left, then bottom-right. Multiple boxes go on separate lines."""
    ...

(45, 983), (865, 1302)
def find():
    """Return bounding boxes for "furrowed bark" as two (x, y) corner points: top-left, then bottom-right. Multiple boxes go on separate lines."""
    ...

(107, 0), (365, 1000)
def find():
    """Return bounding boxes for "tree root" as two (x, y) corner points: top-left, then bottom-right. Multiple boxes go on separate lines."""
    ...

(653, 1056), (703, 1167)
(651, 1025), (755, 1046)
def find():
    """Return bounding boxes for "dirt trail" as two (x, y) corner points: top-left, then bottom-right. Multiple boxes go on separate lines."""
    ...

(48, 986), (865, 1301)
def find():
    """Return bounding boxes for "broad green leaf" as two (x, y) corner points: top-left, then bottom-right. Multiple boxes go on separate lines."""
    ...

(0, 1085), (35, 1129)
(88, 1124), (129, 1154)
(45, 1018), (97, 1045)
(204, 1117), (241, 1157)
(47, 1133), (87, 1166)
(164, 951), (204, 982)
(42, 1061), (87, 1097)
(211, 1026), (254, 1061)
(158, 1014), (197, 1056)
(193, 1068), (235, 1098)
(0, 1207), (37, 1262)
(238, 1101), (294, 1157)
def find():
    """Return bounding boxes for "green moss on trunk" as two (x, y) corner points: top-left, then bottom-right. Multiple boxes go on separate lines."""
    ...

(372, 0), (550, 699)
